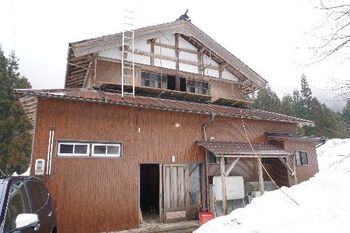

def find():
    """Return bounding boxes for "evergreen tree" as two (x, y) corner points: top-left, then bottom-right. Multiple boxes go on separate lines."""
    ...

(281, 94), (295, 116)
(0, 48), (32, 175)
(252, 85), (281, 113)
(342, 99), (350, 124)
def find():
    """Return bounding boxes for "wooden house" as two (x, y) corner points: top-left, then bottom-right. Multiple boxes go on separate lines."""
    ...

(16, 19), (322, 233)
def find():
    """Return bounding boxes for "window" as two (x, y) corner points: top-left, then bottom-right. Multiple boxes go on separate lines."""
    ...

(58, 142), (89, 156)
(187, 80), (209, 95)
(25, 181), (46, 212)
(92, 143), (121, 157)
(296, 151), (308, 166)
(4, 181), (30, 231)
(189, 164), (202, 206)
(57, 141), (122, 158)
(141, 72), (162, 88)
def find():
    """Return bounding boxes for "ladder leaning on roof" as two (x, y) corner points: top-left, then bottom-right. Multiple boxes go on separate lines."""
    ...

(121, 9), (135, 98)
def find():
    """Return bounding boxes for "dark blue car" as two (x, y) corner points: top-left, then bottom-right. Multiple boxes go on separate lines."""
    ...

(0, 176), (57, 233)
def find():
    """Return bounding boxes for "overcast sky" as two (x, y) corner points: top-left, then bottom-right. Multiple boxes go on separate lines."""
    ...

(1, 0), (349, 110)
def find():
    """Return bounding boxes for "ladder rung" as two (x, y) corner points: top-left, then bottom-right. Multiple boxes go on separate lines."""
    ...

(123, 75), (134, 78)
(123, 67), (134, 70)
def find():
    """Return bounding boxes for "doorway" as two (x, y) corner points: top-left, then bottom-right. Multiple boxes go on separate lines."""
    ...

(140, 164), (159, 223)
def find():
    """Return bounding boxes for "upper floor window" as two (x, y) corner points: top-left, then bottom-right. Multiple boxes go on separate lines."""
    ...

(187, 80), (209, 95)
(141, 72), (161, 88)
(296, 151), (308, 166)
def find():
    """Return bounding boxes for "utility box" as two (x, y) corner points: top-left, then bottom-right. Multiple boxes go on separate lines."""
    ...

(34, 159), (45, 175)
(213, 176), (244, 200)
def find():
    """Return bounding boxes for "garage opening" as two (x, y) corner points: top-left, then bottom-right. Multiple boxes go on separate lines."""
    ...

(140, 164), (159, 223)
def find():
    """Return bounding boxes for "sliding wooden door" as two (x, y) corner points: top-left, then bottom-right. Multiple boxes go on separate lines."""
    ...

(163, 164), (188, 222)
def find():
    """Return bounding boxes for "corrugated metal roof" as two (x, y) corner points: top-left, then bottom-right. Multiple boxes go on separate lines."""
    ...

(14, 89), (314, 126)
(197, 141), (292, 157)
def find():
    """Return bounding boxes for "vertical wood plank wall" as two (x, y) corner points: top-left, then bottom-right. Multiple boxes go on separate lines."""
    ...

(31, 98), (300, 232)
(283, 142), (319, 184)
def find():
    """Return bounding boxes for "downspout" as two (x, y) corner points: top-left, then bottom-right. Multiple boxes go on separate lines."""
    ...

(201, 113), (216, 210)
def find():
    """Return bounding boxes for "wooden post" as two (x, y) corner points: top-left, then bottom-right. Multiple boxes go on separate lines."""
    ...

(292, 155), (298, 185)
(159, 164), (163, 222)
(150, 39), (155, 66)
(257, 158), (264, 195)
(220, 156), (227, 215)
(175, 34), (180, 71)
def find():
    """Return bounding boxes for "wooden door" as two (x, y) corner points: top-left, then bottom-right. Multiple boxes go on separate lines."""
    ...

(163, 164), (188, 222)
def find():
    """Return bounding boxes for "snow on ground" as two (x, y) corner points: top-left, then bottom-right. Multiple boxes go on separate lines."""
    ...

(12, 167), (30, 176)
(195, 139), (350, 233)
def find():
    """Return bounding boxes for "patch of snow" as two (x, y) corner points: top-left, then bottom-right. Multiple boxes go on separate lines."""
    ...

(195, 139), (350, 233)
(12, 167), (30, 176)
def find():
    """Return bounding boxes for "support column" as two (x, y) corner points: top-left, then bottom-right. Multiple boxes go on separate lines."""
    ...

(291, 155), (298, 185)
(220, 156), (227, 215)
(257, 157), (264, 195)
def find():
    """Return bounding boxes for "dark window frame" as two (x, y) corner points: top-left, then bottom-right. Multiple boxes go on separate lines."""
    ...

(187, 80), (209, 95)
(296, 151), (309, 166)
(141, 72), (162, 88)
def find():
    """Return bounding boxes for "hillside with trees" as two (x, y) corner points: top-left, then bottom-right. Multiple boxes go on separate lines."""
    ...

(0, 47), (32, 175)
(253, 74), (349, 138)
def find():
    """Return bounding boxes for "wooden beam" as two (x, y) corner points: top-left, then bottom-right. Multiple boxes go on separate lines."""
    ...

(292, 155), (298, 185)
(175, 33), (180, 71)
(128, 49), (222, 71)
(257, 157), (264, 195)
(147, 40), (199, 55)
(150, 39), (155, 66)
(224, 158), (240, 177)
(220, 157), (227, 215)
(278, 157), (295, 175)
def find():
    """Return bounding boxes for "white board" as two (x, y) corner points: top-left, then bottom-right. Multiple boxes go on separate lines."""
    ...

(213, 176), (245, 200)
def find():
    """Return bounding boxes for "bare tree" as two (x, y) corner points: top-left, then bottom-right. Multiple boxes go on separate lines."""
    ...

(312, 0), (350, 61)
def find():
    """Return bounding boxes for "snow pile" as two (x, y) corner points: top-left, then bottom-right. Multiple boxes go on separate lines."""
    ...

(317, 139), (350, 173)
(12, 167), (30, 176)
(195, 139), (350, 233)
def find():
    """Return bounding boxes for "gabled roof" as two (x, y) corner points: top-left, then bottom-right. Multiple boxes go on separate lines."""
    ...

(14, 89), (314, 127)
(66, 20), (267, 89)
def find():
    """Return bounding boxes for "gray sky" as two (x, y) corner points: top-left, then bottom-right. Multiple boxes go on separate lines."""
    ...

(1, 0), (349, 110)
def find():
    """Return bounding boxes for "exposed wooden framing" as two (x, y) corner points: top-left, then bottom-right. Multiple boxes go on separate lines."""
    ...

(220, 156), (227, 215)
(224, 158), (240, 177)
(278, 157), (295, 175)
(175, 34), (180, 71)
(128, 49), (222, 71)
(197, 51), (203, 74)
(98, 56), (240, 85)
(147, 40), (199, 55)
(257, 157), (264, 195)
(68, 62), (88, 70)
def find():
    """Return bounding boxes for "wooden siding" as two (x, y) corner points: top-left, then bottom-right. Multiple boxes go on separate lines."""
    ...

(31, 98), (300, 232)
(95, 59), (141, 86)
(283, 141), (319, 184)
(210, 79), (242, 101)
